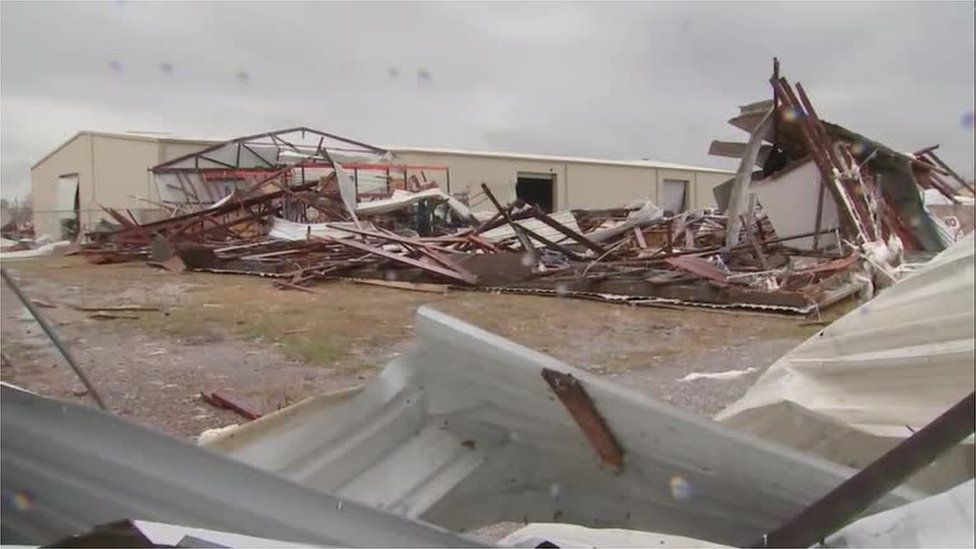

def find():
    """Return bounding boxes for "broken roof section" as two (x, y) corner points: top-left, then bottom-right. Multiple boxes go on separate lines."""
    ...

(711, 62), (962, 255)
(153, 126), (389, 172)
(150, 127), (396, 208)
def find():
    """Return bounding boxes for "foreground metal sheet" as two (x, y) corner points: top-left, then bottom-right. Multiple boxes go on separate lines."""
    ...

(500, 480), (974, 549)
(0, 384), (483, 547)
(825, 479), (974, 548)
(205, 308), (920, 547)
(717, 233), (975, 493)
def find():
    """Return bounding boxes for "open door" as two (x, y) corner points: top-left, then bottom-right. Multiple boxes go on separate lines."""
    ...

(660, 179), (688, 215)
(516, 173), (555, 213)
(56, 174), (80, 240)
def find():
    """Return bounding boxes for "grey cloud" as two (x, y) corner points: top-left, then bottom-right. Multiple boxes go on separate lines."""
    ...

(2, 1), (973, 200)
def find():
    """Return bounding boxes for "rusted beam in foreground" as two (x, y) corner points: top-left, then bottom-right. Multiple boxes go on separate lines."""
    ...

(541, 368), (624, 473)
(752, 391), (976, 548)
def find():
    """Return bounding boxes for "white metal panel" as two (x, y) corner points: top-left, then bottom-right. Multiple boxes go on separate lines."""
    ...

(479, 211), (582, 245)
(204, 307), (920, 547)
(750, 160), (840, 249)
(825, 479), (974, 548)
(660, 179), (688, 213)
(55, 175), (78, 213)
(718, 233), (975, 493)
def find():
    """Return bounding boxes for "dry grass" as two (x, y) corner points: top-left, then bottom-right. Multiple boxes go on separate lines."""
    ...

(6, 255), (823, 374)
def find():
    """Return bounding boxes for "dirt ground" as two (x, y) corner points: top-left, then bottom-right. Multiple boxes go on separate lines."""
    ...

(1, 255), (830, 440)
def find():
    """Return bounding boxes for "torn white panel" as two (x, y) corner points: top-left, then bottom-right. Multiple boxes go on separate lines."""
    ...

(501, 522), (728, 548)
(131, 520), (310, 548)
(679, 368), (757, 382)
(204, 307), (920, 547)
(479, 210), (582, 245)
(268, 217), (375, 241)
(709, 141), (773, 167)
(725, 107), (773, 247)
(717, 233), (975, 493)
(355, 188), (471, 219)
(923, 188), (955, 207)
(0, 240), (72, 260)
(333, 162), (362, 227)
(825, 479), (974, 548)
(585, 202), (663, 243)
(750, 160), (840, 250)
(739, 99), (774, 116)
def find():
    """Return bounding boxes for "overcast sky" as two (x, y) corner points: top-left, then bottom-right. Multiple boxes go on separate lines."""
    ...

(2, 1), (973, 200)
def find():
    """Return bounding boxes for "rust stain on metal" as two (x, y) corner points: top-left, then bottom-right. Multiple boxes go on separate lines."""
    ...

(541, 368), (624, 473)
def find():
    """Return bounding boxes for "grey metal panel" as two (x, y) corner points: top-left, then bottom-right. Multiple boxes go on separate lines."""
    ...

(206, 307), (923, 547)
(0, 384), (484, 547)
(718, 233), (976, 493)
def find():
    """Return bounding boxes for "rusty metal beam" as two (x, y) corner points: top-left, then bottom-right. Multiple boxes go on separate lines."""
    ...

(541, 368), (624, 473)
(526, 206), (606, 254)
(924, 152), (975, 194)
(513, 222), (588, 261)
(313, 235), (478, 285)
(480, 183), (538, 260)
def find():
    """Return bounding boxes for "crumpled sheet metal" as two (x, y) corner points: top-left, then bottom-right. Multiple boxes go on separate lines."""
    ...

(355, 188), (472, 219)
(717, 232), (975, 493)
(499, 479), (975, 549)
(268, 217), (373, 241)
(0, 383), (483, 547)
(204, 307), (920, 547)
(500, 522), (728, 548)
(825, 479), (974, 548)
(479, 210), (583, 245)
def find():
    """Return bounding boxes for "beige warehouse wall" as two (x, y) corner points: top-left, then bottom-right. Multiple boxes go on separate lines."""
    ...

(565, 163), (658, 208)
(30, 134), (94, 238)
(161, 142), (215, 163)
(153, 142), (218, 202)
(89, 135), (161, 225)
(393, 150), (732, 213)
(693, 171), (734, 210)
(392, 152), (567, 211)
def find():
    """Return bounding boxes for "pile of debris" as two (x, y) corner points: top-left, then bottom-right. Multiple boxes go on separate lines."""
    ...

(711, 61), (969, 278)
(77, 69), (969, 315)
(81, 170), (863, 314)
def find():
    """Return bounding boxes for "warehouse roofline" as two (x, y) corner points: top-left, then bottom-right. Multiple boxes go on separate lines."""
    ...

(386, 146), (735, 175)
(31, 130), (223, 170)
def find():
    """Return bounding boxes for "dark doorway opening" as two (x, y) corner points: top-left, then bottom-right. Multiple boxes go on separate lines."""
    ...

(515, 173), (555, 213)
